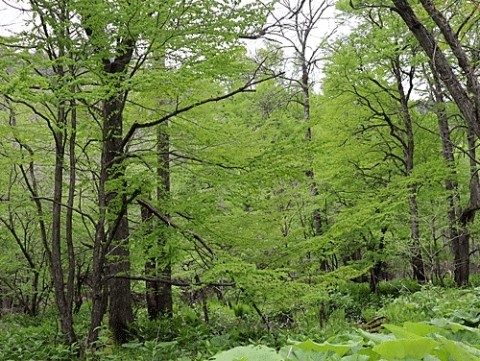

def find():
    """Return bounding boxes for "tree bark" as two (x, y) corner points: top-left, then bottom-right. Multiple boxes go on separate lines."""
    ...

(369, 227), (388, 292)
(391, 0), (480, 135)
(103, 92), (134, 344)
(51, 99), (76, 344)
(88, 39), (136, 345)
(392, 58), (426, 282)
(142, 122), (173, 319)
(428, 62), (473, 286)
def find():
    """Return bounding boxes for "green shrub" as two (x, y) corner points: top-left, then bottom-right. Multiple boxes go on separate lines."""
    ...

(0, 313), (79, 360)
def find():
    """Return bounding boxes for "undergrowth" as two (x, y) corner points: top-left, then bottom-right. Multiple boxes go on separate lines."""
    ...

(1, 282), (480, 360)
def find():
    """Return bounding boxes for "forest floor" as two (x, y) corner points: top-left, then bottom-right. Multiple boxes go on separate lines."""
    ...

(2, 279), (480, 360)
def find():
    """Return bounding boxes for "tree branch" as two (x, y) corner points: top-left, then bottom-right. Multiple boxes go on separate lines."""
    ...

(137, 199), (215, 257)
(109, 274), (235, 287)
(121, 70), (283, 149)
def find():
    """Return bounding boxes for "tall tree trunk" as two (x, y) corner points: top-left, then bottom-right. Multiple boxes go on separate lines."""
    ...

(87, 222), (108, 345)
(408, 185), (426, 282)
(301, 58), (322, 237)
(85, 36), (138, 345)
(83, 32), (137, 345)
(65, 85), (77, 323)
(103, 93), (134, 344)
(429, 65), (473, 285)
(51, 100), (76, 344)
(143, 122), (173, 319)
(392, 58), (426, 282)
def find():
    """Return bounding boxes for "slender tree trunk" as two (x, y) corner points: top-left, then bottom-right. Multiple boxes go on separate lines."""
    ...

(392, 58), (426, 282)
(408, 186), (426, 282)
(301, 60), (322, 237)
(155, 123), (173, 317)
(87, 223), (108, 345)
(143, 122), (173, 319)
(429, 65), (473, 285)
(50, 98), (76, 343)
(142, 207), (173, 319)
(369, 227), (388, 293)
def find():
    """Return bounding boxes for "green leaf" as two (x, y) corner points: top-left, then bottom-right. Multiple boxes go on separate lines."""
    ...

(341, 355), (370, 361)
(438, 337), (480, 361)
(292, 339), (353, 356)
(210, 345), (282, 361)
(402, 322), (442, 336)
(372, 337), (439, 359)
(383, 324), (424, 339)
(358, 329), (395, 344)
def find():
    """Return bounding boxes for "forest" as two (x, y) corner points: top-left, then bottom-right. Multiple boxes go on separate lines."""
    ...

(1, 0), (480, 360)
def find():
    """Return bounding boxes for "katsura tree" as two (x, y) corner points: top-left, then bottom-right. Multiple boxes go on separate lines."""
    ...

(75, 0), (276, 344)
(317, 13), (462, 286)
(330, 6), (428, 282)
(82, 3), (276, 341)
(348, 0), (480, 285)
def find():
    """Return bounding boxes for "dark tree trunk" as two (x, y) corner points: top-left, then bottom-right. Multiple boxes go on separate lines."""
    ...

(453, 229), (470, 286)
(429, 64), (473, 286)
(369, 227), (388, 293)
(142, 206), (173, 320)
(51, 89), (76, 344)
(145, 261), (173, 319)
(154, 123), (173, 318)
(301, 58), (322, 237)
(88, 41), (136, 345)
(392, 58), (426, 282)
(87, 226), (108, 345)
(409, 186), (426, 282)
(142, 122), (173, 320)
(391, 0), (479, 135)
(103, 93), (134, 344)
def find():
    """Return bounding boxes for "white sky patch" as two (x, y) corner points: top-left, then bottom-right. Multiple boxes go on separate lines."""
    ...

(242, 1), (351, 93)
(0, 0), (31, 35)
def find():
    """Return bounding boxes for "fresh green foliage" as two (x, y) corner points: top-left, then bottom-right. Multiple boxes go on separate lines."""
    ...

(211, 319), (480, 361)
(0, 313), (78, 360)
(211, 345), (283, 361)
(0, 286), (479, 360)
(2, 0), (480, 359)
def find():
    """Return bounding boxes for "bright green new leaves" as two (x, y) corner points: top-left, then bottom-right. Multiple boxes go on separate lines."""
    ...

(365, 321), (480, 361)
(211, 345), (283, 361)
(373, 337), (439, 360)
(281, 339), (359, 360)
(210, 319), (480, 360)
